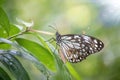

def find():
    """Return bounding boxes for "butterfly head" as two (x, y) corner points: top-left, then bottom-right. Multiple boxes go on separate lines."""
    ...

(56, 32), (61, 43)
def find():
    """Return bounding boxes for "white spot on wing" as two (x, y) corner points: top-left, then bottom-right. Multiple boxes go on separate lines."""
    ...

(82, 44), (85, 48)
(82, 35), (91, 43)
(89, 50), (91, 53)
(94, 47), (97, 50)
(79, 57), (82, 60)
(74, 35), (79, 39)
(69, 55), (73, 59)
(95, 44), (98, 47)
(98, 48), (101, 50)
(71, 39), (76, 42)
(82, 49), (85, 52)
(78, 39), (81, 41)
(61, 36), (68, 39)
(66, 37), (72, 40)
(90, 47), (93, 50)
(76, 59), (80, 62)
(94, 39), (98, 44)
(85, 46), (88, 49)
(73, 43), (80, 46)
(99, 42), (102, 44)
(74, 46), (80, 49)
(83, 35), (91, 41)
(62, 36), (72, 40)
(69, 59), (72, 62)
(99, 45), (102, 48)
(74, 54), (78, 58)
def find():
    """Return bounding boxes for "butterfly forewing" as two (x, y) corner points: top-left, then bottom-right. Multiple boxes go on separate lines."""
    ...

(56, 32), (104, 63)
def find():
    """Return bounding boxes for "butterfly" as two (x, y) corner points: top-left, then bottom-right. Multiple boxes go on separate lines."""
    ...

(55, 31), (104, 63)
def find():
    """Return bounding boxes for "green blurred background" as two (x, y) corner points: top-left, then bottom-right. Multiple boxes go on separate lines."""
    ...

(2, 0), (120, 80)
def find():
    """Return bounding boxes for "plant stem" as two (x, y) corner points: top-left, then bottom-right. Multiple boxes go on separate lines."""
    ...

(7, 28), (54, 40)
(30, 29), (54, 35)
(7, 31), (26, 40)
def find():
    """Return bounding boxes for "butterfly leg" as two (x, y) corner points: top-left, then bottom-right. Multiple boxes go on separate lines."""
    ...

(45, 37), (56, 43)
(53, 43), (58, 53)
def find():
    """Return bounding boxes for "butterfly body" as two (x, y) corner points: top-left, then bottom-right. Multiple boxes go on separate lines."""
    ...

(56, 32), (104, 63)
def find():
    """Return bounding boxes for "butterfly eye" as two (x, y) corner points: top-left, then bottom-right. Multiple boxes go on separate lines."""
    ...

(56, 32), (104, 63)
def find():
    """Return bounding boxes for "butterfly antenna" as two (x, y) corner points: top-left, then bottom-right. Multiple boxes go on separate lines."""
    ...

(48, 25), (58, 32)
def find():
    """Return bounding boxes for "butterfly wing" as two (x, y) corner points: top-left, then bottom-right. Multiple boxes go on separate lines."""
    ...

(59, 34), (104, 63)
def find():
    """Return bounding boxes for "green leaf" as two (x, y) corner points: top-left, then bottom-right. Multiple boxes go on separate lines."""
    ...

(0, 50), (30, 80)
(0, 7), (10, 36)
(35, 34), (52, 53)
(0, 38), (53, 79)
(0, 0), (5, 5)
(66, 63), (81, 80)
(9, 24), (20, 37)
(15, 38), (56, 71)
(0, 43), (11, 49)
(0, 67), (11, 80)
(0, 26), (8, 38)
(46, 43), (72, 80)
(52, 54), (72, 80)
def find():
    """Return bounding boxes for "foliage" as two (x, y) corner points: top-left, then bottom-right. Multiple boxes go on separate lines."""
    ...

(0, 6), (80, 80)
